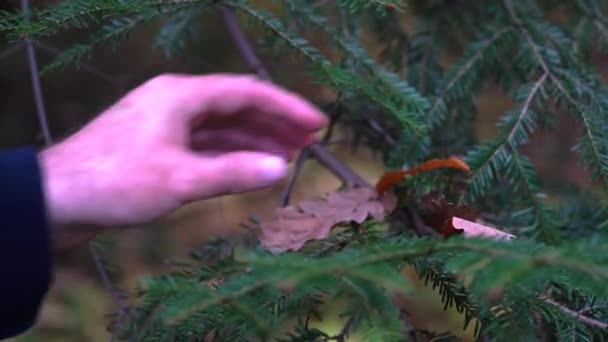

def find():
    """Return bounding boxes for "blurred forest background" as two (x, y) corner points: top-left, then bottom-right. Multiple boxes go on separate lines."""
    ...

(0, 0), (595, 341)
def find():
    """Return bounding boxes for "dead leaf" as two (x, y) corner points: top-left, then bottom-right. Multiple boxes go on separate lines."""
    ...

(376, 156), (470, 194)
(259, 187), (397, 254)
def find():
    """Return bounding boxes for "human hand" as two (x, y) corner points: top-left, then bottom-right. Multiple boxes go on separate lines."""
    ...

(39, 73), (327, 249)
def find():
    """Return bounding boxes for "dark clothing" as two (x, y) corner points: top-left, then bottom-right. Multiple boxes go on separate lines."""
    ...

(0, 148), (52, 339)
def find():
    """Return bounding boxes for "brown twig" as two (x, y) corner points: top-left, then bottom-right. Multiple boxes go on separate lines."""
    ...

(22, 0), (52, 146)
(278, 148), (310, 207)
(0, 42), (24, 60)
(542, 297), (608, 331)
(33, 40), (121, 87)
(365, 114), (396, 146)
(219, 7), (271, 80)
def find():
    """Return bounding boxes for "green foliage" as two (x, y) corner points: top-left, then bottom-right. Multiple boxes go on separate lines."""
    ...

(4, 0), (608, 340)
(108, 235), (608, 340)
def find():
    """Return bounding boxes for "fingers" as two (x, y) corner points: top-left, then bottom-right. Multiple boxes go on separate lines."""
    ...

(190, 128), (296, 160)
(143, 73), (328, 132)
(171, 151), (289, 202)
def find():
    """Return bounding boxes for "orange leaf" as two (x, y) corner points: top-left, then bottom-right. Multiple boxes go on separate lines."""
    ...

(414, 156), (470, 173)
(375, 157), (470, 194)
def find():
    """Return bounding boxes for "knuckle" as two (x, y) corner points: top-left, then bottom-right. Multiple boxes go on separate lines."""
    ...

(167, 166), (199, 203)
(146, 73), (183, 88)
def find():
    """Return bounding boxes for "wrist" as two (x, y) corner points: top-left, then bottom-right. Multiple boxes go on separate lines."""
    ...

(39, 147), (100, 251)
(39, 147), (68, 227)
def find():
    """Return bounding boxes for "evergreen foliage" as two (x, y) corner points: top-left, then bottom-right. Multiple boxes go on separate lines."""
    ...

(3, 0), (608, 340)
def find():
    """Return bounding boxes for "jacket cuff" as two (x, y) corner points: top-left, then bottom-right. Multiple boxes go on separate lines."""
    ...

(0, 147), (52, 338)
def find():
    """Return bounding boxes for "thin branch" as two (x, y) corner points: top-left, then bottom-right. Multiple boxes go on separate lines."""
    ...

(426, 27), (513, 126)
(279, 148), (310, 207)
(543, 297), (608, 330)
(219, 7), (271, 80)
(0, 42), (24, 60)
(22, 0), (52, 146)
(89, 243), (129, 312)
(307, 144), (371, 188)
(506, 72), (548, 143)
(33, 40), (121, 86)
(365, 113), (396, 146)
(25, 40), (52, 145)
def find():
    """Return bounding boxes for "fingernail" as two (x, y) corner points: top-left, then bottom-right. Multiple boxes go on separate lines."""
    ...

(258, 156), (288, 184)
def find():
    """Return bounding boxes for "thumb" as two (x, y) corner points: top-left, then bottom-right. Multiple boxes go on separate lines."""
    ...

(173, 151), (289, 202)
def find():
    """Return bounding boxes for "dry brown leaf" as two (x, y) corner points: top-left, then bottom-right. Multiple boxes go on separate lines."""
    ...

(259, 187), (397, 254)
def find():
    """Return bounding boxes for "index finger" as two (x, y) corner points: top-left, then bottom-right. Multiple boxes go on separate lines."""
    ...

(160, 73), (328, 132)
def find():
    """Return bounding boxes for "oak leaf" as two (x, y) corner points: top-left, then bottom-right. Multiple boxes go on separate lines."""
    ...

(259, 187), (397, 254)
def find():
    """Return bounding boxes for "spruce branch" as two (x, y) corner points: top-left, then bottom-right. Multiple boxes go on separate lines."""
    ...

(506, 72), (548, 145)
(504, 0), (608, 188)
(465, 72), (548, 203)
(426, 26), (513, 129)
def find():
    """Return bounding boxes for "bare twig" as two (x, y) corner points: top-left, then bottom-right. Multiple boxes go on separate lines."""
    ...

(365, 114), (396, 146)
(0, 43), (24, 60)
(307, 144), (371, 188)
(25, 41), (52, 145)
(279, 148), (310, 207)
(542, 297), (608, 330)
(22, 0), (52, 146)
(219, 7), (271, 80)
(33, 40), (121, 87)
(89, 243), (128, 309)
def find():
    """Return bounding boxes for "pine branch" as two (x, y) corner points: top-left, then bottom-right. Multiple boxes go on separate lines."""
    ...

(426, 26), (513, 129)
(465, 72), (548, 202)
(123, 236), (608, 338)
(226, 1), (426, 140)
(504, 0), (608, 188)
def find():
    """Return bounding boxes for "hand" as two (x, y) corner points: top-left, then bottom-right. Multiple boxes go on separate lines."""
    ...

(39, 73), (327, 249)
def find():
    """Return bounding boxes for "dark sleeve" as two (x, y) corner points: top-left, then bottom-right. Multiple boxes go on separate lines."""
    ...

(0, 147), (52, 339)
